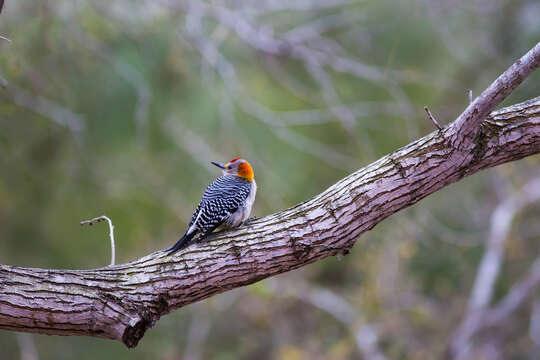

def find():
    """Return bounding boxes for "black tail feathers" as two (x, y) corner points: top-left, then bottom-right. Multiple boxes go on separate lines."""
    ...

(166, 230), (197, 256)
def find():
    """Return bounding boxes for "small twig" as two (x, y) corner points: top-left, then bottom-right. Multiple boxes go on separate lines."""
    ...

(468, 89), (473, 104)
(423, 105), (442, 131)
(80, 215), (116, 266)
(0, 35), (11, 43)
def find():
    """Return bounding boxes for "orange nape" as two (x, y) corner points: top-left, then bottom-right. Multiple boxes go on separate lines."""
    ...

(237, 161), (254, 182)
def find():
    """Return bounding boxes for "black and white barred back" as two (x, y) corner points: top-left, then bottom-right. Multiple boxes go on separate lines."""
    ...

(189, 175), (252, 233)
(166, 175), (253, 254)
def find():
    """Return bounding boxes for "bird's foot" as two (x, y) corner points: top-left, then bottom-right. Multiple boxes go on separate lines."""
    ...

(243, 216), (260, 225)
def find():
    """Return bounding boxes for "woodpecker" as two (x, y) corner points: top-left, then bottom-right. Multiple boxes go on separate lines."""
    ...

(166, 158), (257, 255)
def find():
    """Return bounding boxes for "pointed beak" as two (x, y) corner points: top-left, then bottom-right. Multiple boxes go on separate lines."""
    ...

(211, 161), (226, 169)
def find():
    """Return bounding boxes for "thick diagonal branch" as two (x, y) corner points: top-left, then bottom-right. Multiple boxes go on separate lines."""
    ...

(1, 95), (539, 347)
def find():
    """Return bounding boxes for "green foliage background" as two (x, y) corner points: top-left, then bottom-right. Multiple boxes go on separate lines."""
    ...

(1, 0), (539, 359)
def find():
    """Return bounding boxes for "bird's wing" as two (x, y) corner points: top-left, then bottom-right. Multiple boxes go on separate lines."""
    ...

(195, 176), (252, 234)
(186, 202), (202, 229)
(185, 175), (236, 229)
(201, 176), (252, 203)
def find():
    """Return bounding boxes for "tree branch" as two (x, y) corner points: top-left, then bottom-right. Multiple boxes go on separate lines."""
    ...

(1, 45), (540, 347)
(451, 41), (540, 149)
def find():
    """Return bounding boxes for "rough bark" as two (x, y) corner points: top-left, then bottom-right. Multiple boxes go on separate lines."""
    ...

(0, 96), (538, 347)
(1, 42), (539, 348)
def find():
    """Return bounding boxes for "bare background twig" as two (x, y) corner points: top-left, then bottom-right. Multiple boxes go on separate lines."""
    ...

(80, 216), (116, 266)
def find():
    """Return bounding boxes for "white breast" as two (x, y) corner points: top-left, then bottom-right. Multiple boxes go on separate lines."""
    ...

(243, 180), (257, 219)
(226, 180), (257, 227)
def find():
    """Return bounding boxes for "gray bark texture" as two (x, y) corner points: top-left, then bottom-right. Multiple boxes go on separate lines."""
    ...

(1, 42), (540, 348)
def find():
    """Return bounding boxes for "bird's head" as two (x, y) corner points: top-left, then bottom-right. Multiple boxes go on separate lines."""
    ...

(212, 158), (254, 182)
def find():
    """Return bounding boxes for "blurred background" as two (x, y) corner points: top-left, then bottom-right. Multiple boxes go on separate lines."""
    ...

(1, 0), (540, 359)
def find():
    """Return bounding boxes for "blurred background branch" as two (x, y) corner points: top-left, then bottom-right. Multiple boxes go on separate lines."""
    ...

(452, 177), (540, 359)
